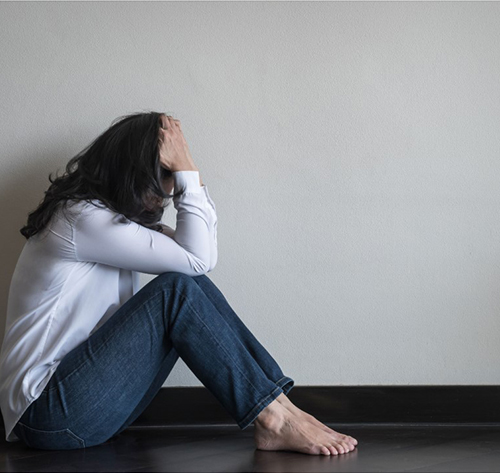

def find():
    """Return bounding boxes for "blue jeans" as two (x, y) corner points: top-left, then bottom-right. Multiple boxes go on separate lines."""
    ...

(12, 272), (294, 450)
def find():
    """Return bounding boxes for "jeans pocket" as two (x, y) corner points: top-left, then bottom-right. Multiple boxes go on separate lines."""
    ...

(14, 422), (85, 450)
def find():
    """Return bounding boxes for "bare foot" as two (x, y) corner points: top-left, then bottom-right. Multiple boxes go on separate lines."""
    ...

(253, 397), (357, 456)
(275, 393), (358, 446)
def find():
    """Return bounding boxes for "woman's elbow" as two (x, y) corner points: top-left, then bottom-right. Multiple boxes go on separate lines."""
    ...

(189, 254), (212, 275)
(185, 246), (217, 275)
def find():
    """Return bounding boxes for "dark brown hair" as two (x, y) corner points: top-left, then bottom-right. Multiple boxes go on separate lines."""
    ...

(20, 111), (182, 239)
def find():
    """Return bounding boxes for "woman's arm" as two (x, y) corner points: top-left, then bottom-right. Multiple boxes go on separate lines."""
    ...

(159, 185), (217, 272)
(160, 167), (216, 272)
(73, 171), (217, 276)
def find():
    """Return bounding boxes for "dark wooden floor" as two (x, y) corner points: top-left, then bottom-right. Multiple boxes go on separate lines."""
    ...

(2, 423), (500, 472)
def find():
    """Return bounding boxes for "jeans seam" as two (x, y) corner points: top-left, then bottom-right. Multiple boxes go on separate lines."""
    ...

(179, 291), (290, 428)
(66, 428), (86, 448)
(178, 291), (265, 398)
(17, 422), (86, 448)
(276, 376), (288, 387)
(275, 376), (294, 393)
(110, 346), (175, 438)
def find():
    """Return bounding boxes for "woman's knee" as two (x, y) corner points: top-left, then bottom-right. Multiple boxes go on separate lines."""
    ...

(154, 271), (200, 291)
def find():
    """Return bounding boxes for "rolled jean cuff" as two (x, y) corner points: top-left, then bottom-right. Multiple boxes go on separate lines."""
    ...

(275, 376), (295, 396)
(237, 384), (284, 430)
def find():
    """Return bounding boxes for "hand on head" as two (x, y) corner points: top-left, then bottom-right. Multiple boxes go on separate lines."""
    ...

(158, 115), (198, 173)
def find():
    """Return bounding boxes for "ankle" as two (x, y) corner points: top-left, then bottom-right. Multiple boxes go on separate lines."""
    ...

(255, 398), (286, 431)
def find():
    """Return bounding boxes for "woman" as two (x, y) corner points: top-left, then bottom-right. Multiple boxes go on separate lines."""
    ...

(0, 112), (357, 455)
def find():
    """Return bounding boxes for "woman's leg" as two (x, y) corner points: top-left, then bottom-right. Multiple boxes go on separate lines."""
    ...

(13, 272), (292, 450)
(187, 276), (358, 456)
(105, 347), (180, 440)
(191, 274), (294, 396)
(103, 275), (356, 456)
(109, 274), (295, 440)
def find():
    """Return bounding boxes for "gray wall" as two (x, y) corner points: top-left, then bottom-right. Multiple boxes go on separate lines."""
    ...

(1, 2), (499, 387)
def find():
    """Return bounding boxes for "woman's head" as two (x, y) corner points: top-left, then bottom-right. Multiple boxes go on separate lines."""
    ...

(20, 111), (180, 239)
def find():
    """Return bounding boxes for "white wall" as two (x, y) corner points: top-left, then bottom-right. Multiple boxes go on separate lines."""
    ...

(1, 2), (499, 387)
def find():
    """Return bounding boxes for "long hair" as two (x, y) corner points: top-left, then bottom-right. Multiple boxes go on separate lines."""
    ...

(20, 111), (182, 239)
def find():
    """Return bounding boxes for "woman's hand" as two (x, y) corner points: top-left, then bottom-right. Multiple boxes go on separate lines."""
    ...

(158, 115), (199, 173)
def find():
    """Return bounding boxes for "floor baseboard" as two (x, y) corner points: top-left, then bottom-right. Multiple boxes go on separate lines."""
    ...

(2, 385), (499, 433)
(131, 385), (500, 427)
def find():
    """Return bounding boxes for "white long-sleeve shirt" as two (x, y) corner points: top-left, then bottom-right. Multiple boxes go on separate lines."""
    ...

(0, 171), (217, 442)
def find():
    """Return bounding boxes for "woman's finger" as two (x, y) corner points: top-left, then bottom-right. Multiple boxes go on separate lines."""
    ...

(161, 114), (170, 129)
(166, 116), (181, 128)
(166, 115), (177, 131)
(159, 126), (169, 140)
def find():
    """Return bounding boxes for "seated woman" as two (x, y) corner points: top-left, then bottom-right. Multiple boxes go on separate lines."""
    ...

(0, 111), (357, 455)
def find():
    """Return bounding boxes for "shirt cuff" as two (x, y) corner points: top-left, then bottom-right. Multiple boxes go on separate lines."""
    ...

(172, 171), (202, 194)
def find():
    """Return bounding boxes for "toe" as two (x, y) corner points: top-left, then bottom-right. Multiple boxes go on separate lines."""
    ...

(341, 441), (351, 452)
(347, 435), (358, 445)
(320, 446), (331, 455)
(328, 445), (339, 455)
(342, 435), (357, 448)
